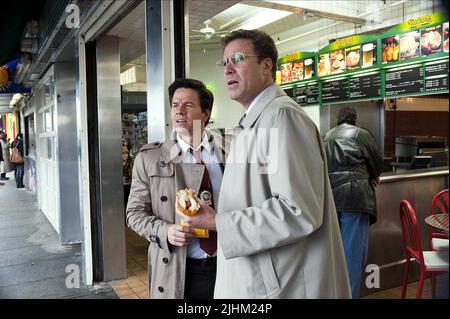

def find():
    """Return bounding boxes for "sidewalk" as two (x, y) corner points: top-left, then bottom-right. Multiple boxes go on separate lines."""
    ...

(0, 172), (118, 299)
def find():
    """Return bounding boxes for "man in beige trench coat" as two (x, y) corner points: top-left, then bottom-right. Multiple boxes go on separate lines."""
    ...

(127, 79), (227, 299)
(180, 30), (351, 298)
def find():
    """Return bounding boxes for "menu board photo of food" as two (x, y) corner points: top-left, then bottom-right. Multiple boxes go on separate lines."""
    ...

(276, 70), (282, 85)
(304, 58), (314, 79)
(318, 53), (331, 76)
(291, 61), (304, 81)
(330, 49), (345, 74)
(362, 42), (377, 68)
(382, 35), (400, 63)
(443, 22), (449, 53)
(421, 25), (443, 56)
(345, 46), (361, 71)
(400, 31), (420, 60)
(280, 62), (292, 84)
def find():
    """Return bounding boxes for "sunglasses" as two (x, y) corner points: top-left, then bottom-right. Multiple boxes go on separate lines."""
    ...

(217, 52), (259, 67)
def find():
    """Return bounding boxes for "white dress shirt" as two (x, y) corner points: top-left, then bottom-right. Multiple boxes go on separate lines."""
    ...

(244, 84), (273, 116)
(177, 132), (223, 258)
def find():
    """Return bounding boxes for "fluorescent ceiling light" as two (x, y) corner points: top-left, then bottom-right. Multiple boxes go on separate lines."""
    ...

(215, 4), (292, 32)
(235, 7), (292, 30)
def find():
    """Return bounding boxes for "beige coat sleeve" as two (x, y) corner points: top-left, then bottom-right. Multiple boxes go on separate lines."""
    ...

(126, 152), (172, 252)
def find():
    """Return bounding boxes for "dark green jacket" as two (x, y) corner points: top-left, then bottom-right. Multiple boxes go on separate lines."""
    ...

(323, 123), (383, 224)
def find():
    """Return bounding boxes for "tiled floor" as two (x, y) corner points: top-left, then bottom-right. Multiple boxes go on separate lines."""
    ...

(363, 277), (448, 299)
(109, 227), (149, 299)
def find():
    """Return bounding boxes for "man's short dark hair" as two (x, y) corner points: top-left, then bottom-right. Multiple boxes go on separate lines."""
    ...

(337, 107), (357, 125)
(168, 78), (214, 125)
(221, 29), (278, 80)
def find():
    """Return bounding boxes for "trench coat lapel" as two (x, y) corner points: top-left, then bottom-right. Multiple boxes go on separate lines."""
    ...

(239, 84), (285, 129)
(160, 131), (205, 225)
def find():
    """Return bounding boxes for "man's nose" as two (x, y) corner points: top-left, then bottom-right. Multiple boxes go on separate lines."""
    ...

(175, 104), (186, 113)
(224, 62), (234, 74)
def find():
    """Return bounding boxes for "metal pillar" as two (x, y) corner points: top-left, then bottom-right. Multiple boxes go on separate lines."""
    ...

(95, 35), (126, 281)
(54, 62), (82, 244)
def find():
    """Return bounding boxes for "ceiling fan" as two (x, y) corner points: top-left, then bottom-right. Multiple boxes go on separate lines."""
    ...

(190, 19), (228, 40)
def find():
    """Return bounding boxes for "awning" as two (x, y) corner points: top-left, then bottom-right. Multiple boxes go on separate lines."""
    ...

(0, 1), (46, 66)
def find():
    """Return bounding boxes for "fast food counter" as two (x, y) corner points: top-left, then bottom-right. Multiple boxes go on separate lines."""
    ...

(360, 167), (449, 296)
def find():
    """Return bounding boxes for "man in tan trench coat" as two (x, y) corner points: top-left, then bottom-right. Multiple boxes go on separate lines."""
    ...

(127, 79), (227, 298)
(180, 30), (351, 298)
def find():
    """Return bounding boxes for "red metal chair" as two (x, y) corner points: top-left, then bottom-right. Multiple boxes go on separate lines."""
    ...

(429, 189), (449, 251)
(400, 200), (448, 299)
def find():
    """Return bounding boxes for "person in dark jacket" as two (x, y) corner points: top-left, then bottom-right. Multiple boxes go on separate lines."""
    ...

(11, 133), (25, 188)
(323, 107), (383, 299)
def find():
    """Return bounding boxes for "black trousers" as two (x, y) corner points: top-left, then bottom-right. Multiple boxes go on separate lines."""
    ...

(14, 163), (24, 187)
(184, 257), (216, 299)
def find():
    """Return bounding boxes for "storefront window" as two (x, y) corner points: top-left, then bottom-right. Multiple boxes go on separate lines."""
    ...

(44, 81), (51, 106)
(44, 109), (52, 132)
(25, 113), (36, 157)
(47, 137), (53, 160)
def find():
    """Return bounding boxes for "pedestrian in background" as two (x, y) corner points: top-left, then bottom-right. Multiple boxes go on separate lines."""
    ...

(323, 107), (384, 298)
(11, 133), (25, 188)
(0, 131), (11, 181)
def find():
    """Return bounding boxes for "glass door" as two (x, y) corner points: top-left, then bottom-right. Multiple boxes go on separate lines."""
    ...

(36, 69), (60, 233)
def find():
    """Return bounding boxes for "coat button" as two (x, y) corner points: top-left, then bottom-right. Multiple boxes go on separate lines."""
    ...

(162, 257), (168, 264)
(154, 142), (160, 147)
(160, 160), (166, 167)
(160, 196), (167, 202)
(150, 235), (160, 244)
(158, 286), (164, 293)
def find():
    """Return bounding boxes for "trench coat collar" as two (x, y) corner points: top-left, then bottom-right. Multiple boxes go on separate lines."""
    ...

(239, 84), (285, 129)
(161, 129), (226, 165)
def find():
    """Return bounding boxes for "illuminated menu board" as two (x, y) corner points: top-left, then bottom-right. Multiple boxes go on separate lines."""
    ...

(424, 60), (449, 92)
(385, 66), (424, 96)
(283, 87), (295, 99)
(294, 82), (320, 105)
(424, 60), (449, 77)
(279, 14), (448, 102)
(322, 78), (349, 102)
(425, 77), (448, 92)
(278, 53), (316, 85)
(349, 73), (382, 99)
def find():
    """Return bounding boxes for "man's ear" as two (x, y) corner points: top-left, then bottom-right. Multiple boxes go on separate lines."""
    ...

(264, 58), (273, 76)
(204, 110), (211, 123)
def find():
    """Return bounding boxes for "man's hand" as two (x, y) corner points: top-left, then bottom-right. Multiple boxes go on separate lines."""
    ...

(371, 177), (381, 187)
(167, 224), (195, 247)
(176, 196), (217, 231)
